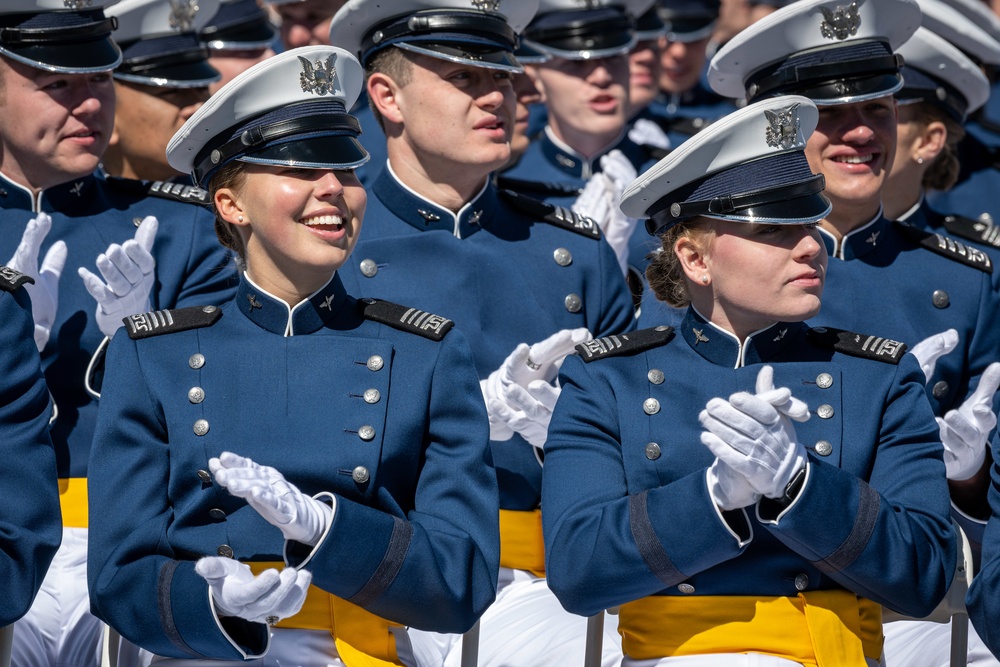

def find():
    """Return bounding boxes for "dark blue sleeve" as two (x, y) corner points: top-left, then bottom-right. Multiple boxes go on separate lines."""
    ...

(0, 288), (61, 625)
(967, 435), (1000, 655)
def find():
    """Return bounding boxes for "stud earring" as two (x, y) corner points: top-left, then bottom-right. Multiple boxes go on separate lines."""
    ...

(701, 275), (709, 284)
(916, 157), (924, 165)
(238, 215), (244, 222)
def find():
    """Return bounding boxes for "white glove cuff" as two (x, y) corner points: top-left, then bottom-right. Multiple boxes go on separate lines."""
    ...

(945, 438), (988, 481)
(284, 492), (336, 568)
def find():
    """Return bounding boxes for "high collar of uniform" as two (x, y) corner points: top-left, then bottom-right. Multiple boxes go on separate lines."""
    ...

(818, 210), (886, 261)
(539, 126), (630, 179)
(235, 271), (349, 335)
(0, 171), (98, 211)
(681, 306), (803, 368)
(372, 165), (495, 237)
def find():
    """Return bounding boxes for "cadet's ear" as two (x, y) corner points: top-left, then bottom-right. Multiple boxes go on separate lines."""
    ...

(674, 228), (712, 284)
(368, 72), (404, 126)
(214, 187), (248, 228)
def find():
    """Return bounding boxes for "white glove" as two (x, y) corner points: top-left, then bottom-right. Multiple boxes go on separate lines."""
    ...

(6, 212), (67, 351)
(486, 380), (560, 448)
(78, 216), (158, 338)
(706, 457), (761, 511)
(699, 366), (809, 499)
(481, 328), (592, 443)
(628, 118), (671, 151)
(210, 452), (333, 546)
(937, 362), (1000, 480)
(195, 556), (311, 624)
(909, 329), (959, 384)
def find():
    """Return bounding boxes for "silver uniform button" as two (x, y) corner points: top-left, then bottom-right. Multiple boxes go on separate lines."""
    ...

(816, 404), (834, 419)
(655, 326), (670, 332)
(678, 583), (695, 594)
(209, 508), (226, 520)
(643, 398), (660, 415)
(932, 290), (950, 309)
(193, 419), (210, 436)
(217, 545), (234, 558)
(815, 440), (833, 457)
(189, 353), (205, 369)
(197, 469), (212, 483)
(794, 574), (809, 591)
(363, 388), (381, 404)
(564, 293), (582, 313)
(553, 248), (573, 266)
(358, 425), (376, 441)
(360, 259), (378, 278)
(188, 387), (205, 404)
(816, 373), (833, 389)
(932, 381), (949, 399)
(202, 305), (217, 314)
(647, 369), (665, 385)
(352, 466), (370, 484)
(645, 443), (661, 460)
(367, 355), (384, 371)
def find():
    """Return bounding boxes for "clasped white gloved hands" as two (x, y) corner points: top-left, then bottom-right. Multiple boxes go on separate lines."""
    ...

(937, 363), (1000, 480)
(699, 366), (809, 510)
(7, 212), (68, 351)
(78, 216), (158, 338)
(571, 150), (639, 276)
(195, 556), (311, 624)
(908, 329), (1000, 480)
(210, 452), (333, 546)
(481, 328), (593, 448)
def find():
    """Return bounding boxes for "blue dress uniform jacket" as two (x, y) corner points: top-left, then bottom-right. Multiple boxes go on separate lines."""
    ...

(542, 309), (955, 619)
(337, 168), (635, 511)
(967, 448), (1000, 656)
(87, 274), (499, 659)
(0, 270), (61, 625)
(0, 171), (236, 482)
(904, 200), (1000, 267)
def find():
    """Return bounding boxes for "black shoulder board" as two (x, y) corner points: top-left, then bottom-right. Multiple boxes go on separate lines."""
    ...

(499, 189), (601, 240)
(107, 176), (210, 206)
(124, 305), (222, 340)
(941, 213), (1000, 249)
(494, 175), (584, 198)
(807, 326), (907, 364)
(0, 265), (33, 293)
(576, 327), (674, 362)
(359, 298), (453, 341)
(894, 220), (993, 273)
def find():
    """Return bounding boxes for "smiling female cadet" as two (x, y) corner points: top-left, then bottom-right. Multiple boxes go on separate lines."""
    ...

(86, 45), (498, 666)
(542, 96), (955, 666)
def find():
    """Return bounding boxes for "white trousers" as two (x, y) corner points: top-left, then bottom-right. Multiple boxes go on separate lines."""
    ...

(883, 619), (1000, 667)
(12, 527), (101, 667)
(409, 568), (623, 667)
(624, 656), (881, 667)
(114, 626), (422, 667)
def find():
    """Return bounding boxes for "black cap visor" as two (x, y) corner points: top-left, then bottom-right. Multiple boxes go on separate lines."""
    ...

(202, 14), (277, 51)
(0, 13), (121, 72)
(115, 50), (221, 88)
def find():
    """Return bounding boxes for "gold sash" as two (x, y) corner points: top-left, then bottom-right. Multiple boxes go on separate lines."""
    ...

(59, 477), (88, 528)
(618, 590), (883, 666)
(498, 509), (546, 577)
(247, 562), (403, 667)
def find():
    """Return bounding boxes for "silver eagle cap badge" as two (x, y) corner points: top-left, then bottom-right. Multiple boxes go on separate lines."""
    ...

(299, 55), (338, 96)
(63, 0), (94, 8)
(764, 103), (801, 150)
(819, 0), (863, 41)
(169, 0), (200, 33)
(470, 0), (501, 10)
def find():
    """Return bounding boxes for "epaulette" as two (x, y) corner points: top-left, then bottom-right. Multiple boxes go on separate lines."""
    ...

(359, 298), (453, 341)
(0, 265), (33, 293)
(124, 305), (222, 340)
(941, 213), (1000, 249)
(499, 189), (601, 240)
(807, 326), (907, 364)
(576, 327), (674, 363)
(106, 176), (210, 206)
(494, 175), (584, 198)
(894, 220), (993, 274)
